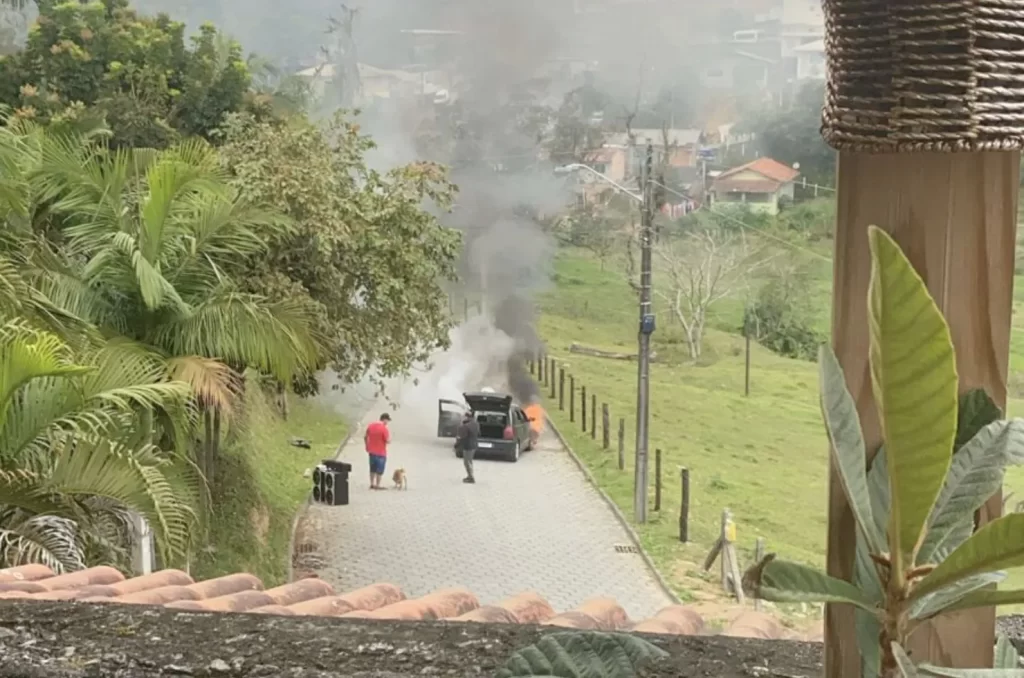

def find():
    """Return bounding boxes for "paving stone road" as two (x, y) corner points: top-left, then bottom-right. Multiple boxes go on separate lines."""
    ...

(305, 407), (675, 620)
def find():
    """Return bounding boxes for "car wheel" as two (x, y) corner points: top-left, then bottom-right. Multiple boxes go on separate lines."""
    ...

(508, 441), (520, 463)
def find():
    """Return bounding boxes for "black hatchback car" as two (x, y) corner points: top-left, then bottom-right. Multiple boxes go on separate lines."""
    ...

(436, 391), (534, 462)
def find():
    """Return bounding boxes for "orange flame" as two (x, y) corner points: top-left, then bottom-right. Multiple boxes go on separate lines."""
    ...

(524, 404), (545, 443)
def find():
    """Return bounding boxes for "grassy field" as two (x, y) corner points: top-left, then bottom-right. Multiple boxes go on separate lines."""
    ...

(538, 239), (1024, 616)
(193, 388), (347, 587)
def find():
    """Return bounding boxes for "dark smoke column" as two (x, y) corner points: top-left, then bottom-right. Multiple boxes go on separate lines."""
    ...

(493, 295), (541, 405)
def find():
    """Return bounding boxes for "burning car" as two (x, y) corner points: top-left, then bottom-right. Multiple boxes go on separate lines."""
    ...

(436, 390), (541, 463)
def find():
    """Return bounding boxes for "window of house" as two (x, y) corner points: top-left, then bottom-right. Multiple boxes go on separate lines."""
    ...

(592, 162), (607, 174)
(745, 192), (771, 203)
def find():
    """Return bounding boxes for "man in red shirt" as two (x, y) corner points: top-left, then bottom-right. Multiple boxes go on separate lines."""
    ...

(364, 413), (391, 490)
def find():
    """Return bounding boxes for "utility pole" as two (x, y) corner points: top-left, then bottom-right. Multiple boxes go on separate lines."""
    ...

(633, 142), (655, 524)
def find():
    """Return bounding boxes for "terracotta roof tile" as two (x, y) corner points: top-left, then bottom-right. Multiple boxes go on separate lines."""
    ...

(0, 565), (812, 641)
(717, 157), (800, 184)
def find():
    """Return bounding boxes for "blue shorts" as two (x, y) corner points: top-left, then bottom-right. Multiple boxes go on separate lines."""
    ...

(368, 454), (386, 475)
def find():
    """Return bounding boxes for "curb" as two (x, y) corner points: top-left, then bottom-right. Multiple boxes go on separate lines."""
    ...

(286, 414), (361, 583)
(545, 413), (681, 606)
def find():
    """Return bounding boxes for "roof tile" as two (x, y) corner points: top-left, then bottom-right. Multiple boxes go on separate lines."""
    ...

(0, 567), (816, 641)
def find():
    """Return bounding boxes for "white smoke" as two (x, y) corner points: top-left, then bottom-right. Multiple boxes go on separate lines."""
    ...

(383, 314), (519, 433)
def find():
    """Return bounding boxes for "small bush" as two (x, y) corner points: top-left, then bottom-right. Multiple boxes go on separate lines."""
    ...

(745, 277), (822, 361)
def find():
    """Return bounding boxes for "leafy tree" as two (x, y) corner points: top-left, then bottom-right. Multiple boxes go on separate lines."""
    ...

(548, 82), (609, 166)
(745, 261), (822, 361)
(554, 201), (620, 269)
(743, 227), (1024, 676)
(0, 320), (197, 571)
(218, 113), (461, 393)
(743, 80), (835, 186)
(0, 124), (199, 572)
(31, 130), (318, 488)
(0, 0), (251, 148)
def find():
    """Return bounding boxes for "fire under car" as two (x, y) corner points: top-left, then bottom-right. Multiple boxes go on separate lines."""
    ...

(437, 390), (537, 462)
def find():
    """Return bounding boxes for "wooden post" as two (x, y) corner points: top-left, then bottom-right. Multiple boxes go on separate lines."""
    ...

(754, 537), (766, 611)
(590, 394), (596, 439)
(581, 385), (587, 432)
(569, 376), (576, 422)
(718, 509), (745, 605)
(744, 331), (751, 397)
(549, 360), (556, 399)
(617, 418), (625, 471)
(539, 352), (546, 385)
(529, 357), (535, 376)
(601, 404), (610, 449)
(558, 368), (565, 410)
(679, 468), (689, 542)
(654, 449), (662, 512)
(827, 152), (1019, 673)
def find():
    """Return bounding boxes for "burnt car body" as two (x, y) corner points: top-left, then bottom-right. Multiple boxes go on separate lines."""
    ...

(436, 391), (534, 462)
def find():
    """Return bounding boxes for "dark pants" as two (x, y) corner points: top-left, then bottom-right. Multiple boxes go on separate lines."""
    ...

(463, 447), (476, 480)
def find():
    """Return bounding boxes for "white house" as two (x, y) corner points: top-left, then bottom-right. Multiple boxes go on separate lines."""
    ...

(709, 157), (800, 216)
(794, 39), (826, 80)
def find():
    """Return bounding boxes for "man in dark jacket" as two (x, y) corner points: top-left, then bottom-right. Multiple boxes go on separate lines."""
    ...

(455, 411), (480, 484)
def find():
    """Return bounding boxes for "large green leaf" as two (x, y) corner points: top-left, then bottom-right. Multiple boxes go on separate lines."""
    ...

(995, 635), (1019, 670)
(855, 526), (885, 677)
(741, 554), (878, 612)
(867, 226), (958, 574)
(918, 420), (1024, 565)
(820, 344), (883, 553)
(913, 514), (1024, 600)
(957, 389), (1003, 451)
(494, 632), (668, 678)
(868, 446), (891, 550)
(919, 667), (1024, 677)
(894, 643), (919, 677)
(908, 572), (1005, 620)
(943, 588), (1024, 613)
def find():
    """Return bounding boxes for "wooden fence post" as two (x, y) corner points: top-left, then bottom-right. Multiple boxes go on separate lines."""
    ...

(601, 404), (610, 449)
(559, 368), (565, 410)
(654, 449), (662, 511)
(569, 376), (576, 422)
(590, 394), (596, 439)
(549, 360), (556, 399)
(745, 330), (751, 397)
(679, 468), (690, 542)
(617, 418), (625, 470)
(581, 385), (587, 432)
(530, 357), (535, 376)
(540, 352), (546, 385)
(702, 509), (745, 605)
(754, 537), (766, 611)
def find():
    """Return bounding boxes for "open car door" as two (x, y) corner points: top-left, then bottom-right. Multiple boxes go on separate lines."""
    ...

(437, 399), (468, 438)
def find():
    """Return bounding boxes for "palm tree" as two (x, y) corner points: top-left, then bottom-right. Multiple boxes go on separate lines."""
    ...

(32, 132), (320, 488)
(0, 319), (196, 571)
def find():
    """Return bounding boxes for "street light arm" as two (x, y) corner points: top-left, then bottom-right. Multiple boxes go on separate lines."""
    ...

(555, 163), (643, 202)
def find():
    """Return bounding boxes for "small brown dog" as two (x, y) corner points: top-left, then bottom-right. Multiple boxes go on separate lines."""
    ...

(392, 468), (408, 490)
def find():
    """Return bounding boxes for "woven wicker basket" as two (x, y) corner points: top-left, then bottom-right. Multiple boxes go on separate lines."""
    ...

(822, 0), (1024, 152)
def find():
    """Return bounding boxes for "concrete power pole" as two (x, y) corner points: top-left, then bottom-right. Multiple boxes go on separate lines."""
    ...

(633, 142), (655, 524)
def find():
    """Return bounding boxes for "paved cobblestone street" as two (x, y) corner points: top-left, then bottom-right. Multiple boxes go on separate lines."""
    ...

(306, 407), (674, 620)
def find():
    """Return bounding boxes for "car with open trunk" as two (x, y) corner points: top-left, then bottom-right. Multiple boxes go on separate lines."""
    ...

(436, 391), (534, 462)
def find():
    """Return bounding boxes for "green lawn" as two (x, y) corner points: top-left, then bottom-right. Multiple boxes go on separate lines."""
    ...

(539, 244), (1024, 615)
(193, 388), (347, 587)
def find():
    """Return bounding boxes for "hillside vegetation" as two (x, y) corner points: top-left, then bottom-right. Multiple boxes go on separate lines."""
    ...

(539, 206), (1024, 613)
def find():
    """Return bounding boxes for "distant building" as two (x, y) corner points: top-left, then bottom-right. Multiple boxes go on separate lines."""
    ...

(794, 39), (826, 80)
(295, 62), (451, 106)
(709, 157), (800, 216)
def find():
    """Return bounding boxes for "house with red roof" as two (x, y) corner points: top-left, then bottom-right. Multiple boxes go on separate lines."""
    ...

(709, 157), (801, 216)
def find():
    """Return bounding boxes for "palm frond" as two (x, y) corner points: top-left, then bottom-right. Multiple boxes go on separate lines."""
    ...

(148, 292), (320, 383)
(167, 355), (240, 415)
